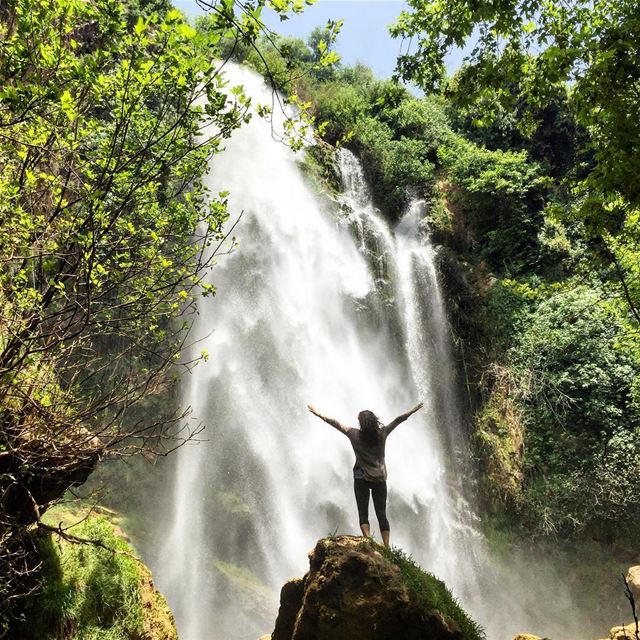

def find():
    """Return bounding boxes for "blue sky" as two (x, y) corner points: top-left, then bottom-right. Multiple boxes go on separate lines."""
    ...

(174, 1), (467, 80)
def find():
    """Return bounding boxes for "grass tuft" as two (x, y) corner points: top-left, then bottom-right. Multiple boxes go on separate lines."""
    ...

(382, 546), (486, 640)
(22, 514), (146, 639)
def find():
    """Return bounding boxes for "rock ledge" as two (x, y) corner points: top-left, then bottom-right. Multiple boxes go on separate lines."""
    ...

(265, 535), (483, 640)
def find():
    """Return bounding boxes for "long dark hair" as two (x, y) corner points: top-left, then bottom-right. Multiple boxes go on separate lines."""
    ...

(358, 410), (383, 445)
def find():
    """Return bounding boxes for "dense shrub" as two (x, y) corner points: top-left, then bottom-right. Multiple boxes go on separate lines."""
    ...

(511, 287), (640, 536)
(439, 136), (547, 271)
(379, 97), (450, 151)
(480, 279), (535, 355)
(311, 82), (369, 144)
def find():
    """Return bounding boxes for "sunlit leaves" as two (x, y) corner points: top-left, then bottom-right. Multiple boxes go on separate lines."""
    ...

(0, 0), (281, 468)
(390, 0), (640, 342)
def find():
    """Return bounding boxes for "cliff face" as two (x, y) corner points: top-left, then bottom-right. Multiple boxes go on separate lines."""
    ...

(265, 536), (483, 640)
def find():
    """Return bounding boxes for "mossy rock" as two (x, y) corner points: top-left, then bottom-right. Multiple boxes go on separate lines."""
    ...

(381, 545), (485, 640)
(474, 380), (525, 512)
(297, 142), (342, 199)
(270, 535), (484, 640)
(15, 506), (177, 640)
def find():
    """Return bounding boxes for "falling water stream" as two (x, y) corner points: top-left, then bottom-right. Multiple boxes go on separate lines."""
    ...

(151, 65), (586, 640)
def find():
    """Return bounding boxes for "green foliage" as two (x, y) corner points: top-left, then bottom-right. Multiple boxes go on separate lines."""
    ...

(514, 288), (638, 444)
(379, 96), (450, 150)
(25, 518), (146, 639)
(480, 280), (534, 354)
(382, 546), (485, 640)
(267, 6), (640, 551)
(439, 136), (546, 270)
(440, 139), (542, 197)
(299, 68), (446, 215)
(0, 0), (242, 439)
(390, 0), (640, 332)
(510, 287), (640, 536)
(203, 17), (341, 93)
(603, 208), (640, 363)
(312, 82), (369, 143)
(523, 429), (640, 541)
(307, 21), (343, 71)
(123, 0), (172, 27)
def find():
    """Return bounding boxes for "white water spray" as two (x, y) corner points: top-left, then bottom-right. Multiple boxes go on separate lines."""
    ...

(152, 65), (586, 640)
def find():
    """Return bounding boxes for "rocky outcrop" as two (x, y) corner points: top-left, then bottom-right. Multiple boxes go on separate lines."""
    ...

(138, 563), (179, 640)
(627, 566), (640, 602)
(604, 623), (639, 640)
(598, 565), (640, 640)
(13, 506), (177, 640)
(265, 536), (483, 640)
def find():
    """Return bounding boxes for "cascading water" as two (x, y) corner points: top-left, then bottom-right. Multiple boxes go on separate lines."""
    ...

(333, 148), (485, 587)
(151, 65), (587, 640)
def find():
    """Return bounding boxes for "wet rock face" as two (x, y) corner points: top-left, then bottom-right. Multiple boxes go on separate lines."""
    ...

(270, 536), (465, 640)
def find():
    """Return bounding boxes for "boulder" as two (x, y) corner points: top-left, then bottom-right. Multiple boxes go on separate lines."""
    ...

(268, 535), (482, 640)
(608, 623), (639, 640)
(627, 566), (640, 602)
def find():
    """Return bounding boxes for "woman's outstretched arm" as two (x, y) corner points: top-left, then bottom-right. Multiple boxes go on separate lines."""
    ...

(307, 404), (349, 434)
(385, 402), (423, 435)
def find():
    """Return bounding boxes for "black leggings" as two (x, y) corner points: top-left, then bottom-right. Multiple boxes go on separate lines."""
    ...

(354, 478), (390, 532)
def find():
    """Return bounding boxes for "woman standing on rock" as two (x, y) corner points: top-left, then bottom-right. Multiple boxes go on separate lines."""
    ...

(307, 403), (423, 546)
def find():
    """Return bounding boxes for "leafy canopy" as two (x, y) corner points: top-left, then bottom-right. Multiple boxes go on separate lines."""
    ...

(390, 0), (640, 325)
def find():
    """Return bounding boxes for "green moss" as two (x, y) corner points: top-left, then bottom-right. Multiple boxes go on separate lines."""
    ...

(21, 509), (174, 640)
(382, 546), (485, 640)
(426, 184), (455, 237)
(474, 383), (524, 511)
(296, 143), (342, 198)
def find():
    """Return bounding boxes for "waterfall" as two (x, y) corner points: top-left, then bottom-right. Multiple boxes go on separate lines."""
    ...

(333, 147), (486, 605)
(152, 65), (584, 640)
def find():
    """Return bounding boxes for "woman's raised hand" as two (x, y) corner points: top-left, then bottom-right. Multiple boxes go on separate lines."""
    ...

(307, 404), (320, 416)
(411, 402), (424, 414)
